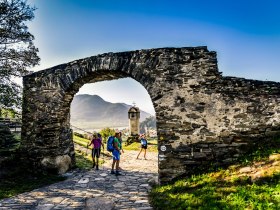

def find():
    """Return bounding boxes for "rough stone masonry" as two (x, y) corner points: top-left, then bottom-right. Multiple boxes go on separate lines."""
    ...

(21, 47), (280, 183)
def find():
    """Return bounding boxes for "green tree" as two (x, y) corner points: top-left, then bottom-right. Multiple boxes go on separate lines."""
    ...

(99, 128), (115, 143)
(0, 107), (18, 118)
(0, 0), (40, 111)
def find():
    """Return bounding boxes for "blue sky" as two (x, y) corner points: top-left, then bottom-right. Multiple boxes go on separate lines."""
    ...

(27, 0), (280, 114)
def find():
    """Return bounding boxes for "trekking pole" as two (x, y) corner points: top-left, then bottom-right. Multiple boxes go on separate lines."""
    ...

(102, 144), (105, 171)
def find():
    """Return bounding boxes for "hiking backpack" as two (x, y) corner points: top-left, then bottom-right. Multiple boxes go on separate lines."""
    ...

(107, 136), (115, 152)
(141, 138), (147, 146)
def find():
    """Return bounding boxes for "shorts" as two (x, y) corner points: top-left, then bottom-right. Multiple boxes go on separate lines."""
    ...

(141, 145), (147, 149)
(112, 149), (120, 160)
(92, 148), (101, 158)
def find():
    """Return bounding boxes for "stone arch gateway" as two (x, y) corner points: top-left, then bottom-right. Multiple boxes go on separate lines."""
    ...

(21, 47), (280, 183)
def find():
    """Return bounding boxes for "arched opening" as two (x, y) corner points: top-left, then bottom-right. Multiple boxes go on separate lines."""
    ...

(68, 77), (158, 177)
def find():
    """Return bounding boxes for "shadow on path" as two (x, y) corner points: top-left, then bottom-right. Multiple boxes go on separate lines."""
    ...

(0, 153), (158, 209)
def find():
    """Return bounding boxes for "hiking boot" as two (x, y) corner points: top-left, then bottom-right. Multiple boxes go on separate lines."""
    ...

(110, 170), (115, 174)
(96, 165), (99, 170)
(115, 171), (122, 176)
(92, 163), (96, 168)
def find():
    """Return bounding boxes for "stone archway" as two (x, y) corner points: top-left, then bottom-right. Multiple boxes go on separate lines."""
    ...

(21, 47), (280, 183)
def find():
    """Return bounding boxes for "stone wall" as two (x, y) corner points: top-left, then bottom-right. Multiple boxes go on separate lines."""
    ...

(21, 47), (280, 182)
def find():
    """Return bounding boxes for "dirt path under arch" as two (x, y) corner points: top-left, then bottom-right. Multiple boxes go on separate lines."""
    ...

(102, 150), (158, 174)
(75, 143), (159, 174)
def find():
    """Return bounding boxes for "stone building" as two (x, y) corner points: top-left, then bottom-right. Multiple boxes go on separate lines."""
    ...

(128, 106), (140, 136)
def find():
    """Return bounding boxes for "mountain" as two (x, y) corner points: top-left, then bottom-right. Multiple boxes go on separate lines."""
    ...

(140, 116), (157, 133)
(70, 94), (152, 130)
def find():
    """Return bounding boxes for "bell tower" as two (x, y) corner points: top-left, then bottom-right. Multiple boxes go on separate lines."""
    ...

(128, 105), (140, 136)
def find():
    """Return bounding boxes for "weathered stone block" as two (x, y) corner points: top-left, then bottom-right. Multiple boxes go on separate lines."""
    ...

(183, 160), (198, 165)
(192, 152), (207, 159)
(265, 130), (280, 137)
(41, 155), (71, 174)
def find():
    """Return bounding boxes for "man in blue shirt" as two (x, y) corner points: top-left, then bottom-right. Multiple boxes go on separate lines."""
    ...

(111, 132), (123, 175)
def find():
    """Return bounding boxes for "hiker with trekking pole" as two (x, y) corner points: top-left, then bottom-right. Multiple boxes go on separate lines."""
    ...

(87, 132), (104, 170)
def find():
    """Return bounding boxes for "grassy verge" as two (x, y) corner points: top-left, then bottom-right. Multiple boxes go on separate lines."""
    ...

(123, 138), (158, 152)
(123, 142), (158, 152)
(150, 139), (280, 210)
(73, 135), (90, 147)
(75, 150), (93, 169)
(150, 172), (280, 210)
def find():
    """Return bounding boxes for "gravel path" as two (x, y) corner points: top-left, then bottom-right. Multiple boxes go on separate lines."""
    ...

(103, 150), (158, 174)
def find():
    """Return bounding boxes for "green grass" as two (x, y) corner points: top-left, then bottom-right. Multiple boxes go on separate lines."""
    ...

(123, 138), (158, 152)
(150, 172), (280, 210)
(12, 133), (21, 141)
(123, 141), (158, 152)
(75, 150), (93, 169)
(149, 139), (280, 210)
(238, 138), (280, 165)
(0, 173), (66, 200)
(73, 135), (90, 148)
(123, 142), (142, 151)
